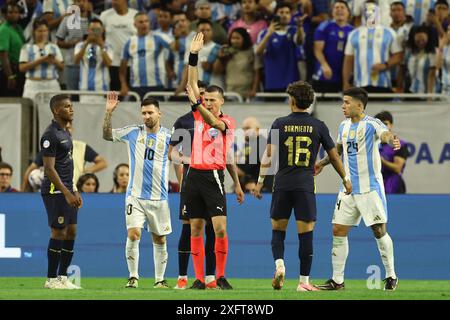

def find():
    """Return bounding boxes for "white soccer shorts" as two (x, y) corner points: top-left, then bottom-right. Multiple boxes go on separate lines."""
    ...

(332, 190), (388, 227)
(125, 196), (172, 236)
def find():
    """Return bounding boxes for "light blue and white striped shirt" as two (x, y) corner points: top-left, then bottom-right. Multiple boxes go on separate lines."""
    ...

(337, 116), (388, 195)
(112, 125), (172, 201)
(19, 43), (63, 79)
(345, 26), (402, 88)
(122, 34), (170, 88)
(406, 51), (436, 93)
(442, 45), (450, 94)
(402, 0), (436, 26)
(75, 42), (113, 91)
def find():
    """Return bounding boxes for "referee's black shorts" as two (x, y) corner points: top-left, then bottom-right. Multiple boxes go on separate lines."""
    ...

(184, 168), (227, 219)
(270, 191), (317, 222)
(42, 193), (78, 228)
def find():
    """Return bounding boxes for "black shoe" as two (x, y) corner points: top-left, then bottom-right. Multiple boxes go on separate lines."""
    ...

(314, 279), (345, 291)
(154, 280), (170, 289)
(383, 277), (398, 291)
(190, 279), (206, 290)
(217, 276), (233, 290)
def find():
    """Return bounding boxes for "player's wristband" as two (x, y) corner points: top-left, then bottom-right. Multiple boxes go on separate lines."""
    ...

(191, 98), (202, 112)
(189, 53), (198, 66)
(257, 176), (265, 184)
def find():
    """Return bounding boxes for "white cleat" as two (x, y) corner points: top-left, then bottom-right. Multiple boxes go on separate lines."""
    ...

(58, 276), (82, 289)
(44, 278), (66, 289)
(272, 266), (286, 290)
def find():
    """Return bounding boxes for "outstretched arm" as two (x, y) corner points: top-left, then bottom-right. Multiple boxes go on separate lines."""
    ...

(103, 91), (120, 141)
(380, 131), (401, 150)
(187, 33), (204, 99)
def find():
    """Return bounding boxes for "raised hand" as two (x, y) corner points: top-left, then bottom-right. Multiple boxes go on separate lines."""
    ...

(190, 32), (204, 54)
(391, 135), (401, 151)
(185, 83), (198, 104)
(106, 91), (120, 113)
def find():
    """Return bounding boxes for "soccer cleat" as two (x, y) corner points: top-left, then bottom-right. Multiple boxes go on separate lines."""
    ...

(296, 283), (319, 292)
(314, 279), (345, 291)
(58, 276), (82, 289)
(125, 277), (139, 288)
(272, 266), (285, 290)
(190, 279), (206, 290)
(174, 277), (188, 290)
(383, 277), (398, 291)
(206, 280), (218, 289)
(44, 278), (66, 289)
(217, 276), (233, 290)
(154, 280), (170, 289)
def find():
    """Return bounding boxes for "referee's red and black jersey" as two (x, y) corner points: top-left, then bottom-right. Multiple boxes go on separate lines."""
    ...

(40, 120), (74, 194)
(190, 109), (235, 170)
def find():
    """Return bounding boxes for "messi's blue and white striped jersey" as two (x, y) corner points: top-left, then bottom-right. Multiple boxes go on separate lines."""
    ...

(337, 116), (389, 194)
(402, 0), (436, 26)
(442, 45), (450, 94)
(345, 26), (402, 88)
(112, 125), (172, 201)
(122, 34), (170, 88)
(75, 42), (113, 91)
(19, 43), (63, 79)
(406, 51), (436, 93)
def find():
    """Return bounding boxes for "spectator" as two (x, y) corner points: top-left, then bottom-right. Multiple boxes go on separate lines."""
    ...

(211, 0), (241, 29)
(228, 0), (268, 44)
(403, 0), (437, 26)
(312, 0), (353, 93)
(350, 0), (394, 27)
(21, 120), (108, 192)
(42, 0), (73, 40)
(119, 12), (171, 99)
(19, 0), (44, 42)
(76, 173), (99, 193)
(343, 1), (403, 93)
(214, 27), (257, 99)
(403, 25), (437, 93)
(427, 0), (449, 37)
(436, 24), (450, 95)
(190, 0), (228, 44)
(0, 2), (25, 97)
(256, 2), (304, 92)
(391, 1), (414, 49)
(56, 0), (95, 90)
(375, 111), (409, 194)
(73, 18), (113, 102)
(0, 162), (18, 192)
(19, 18), (64, 100)
(100, 0), (137, 91)
(235, 117), (273, 193)
(184, 19), (221, 85)
(111, 163), (129, 193)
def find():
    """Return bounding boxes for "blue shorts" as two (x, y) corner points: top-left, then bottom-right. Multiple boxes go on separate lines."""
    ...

(270, 191), (317, 222)
(42, 193), (78, 228)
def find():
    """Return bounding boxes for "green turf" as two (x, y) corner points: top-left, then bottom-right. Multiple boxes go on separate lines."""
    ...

(0, 278), (449, 300)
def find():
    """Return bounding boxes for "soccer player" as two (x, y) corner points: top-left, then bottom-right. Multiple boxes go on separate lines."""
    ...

(102, 92), (172, 289)
(41, 94), (83, 290)
(253, 81), (352, 292)
(183, 32), (244, 290)
(169, 81), (245, 290)
(315, 87), (400, 291)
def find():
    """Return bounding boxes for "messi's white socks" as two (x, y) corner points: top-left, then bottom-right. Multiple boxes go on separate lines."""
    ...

(126, 238), (140, 279)
(375, 233), (397, 279)
(332, 236), (348, 284)
(154, 242), (168, 283)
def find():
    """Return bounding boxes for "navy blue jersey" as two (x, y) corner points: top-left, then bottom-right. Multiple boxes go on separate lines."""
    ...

(40, 120), (74, 194)
(34, 143), (97, 167)
(268, 112), (335, 192)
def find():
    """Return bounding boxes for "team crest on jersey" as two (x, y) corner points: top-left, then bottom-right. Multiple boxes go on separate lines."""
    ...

(338, 31), (344, 38)
(342, 132), (348, 139)
(147, 138), (155, 148)
(208, 128), (219, 140)
(349, 130), (356, 139)
(357, 130), (364, 139)
(157, 139), (165, 152)
(58, 217), (64, 224)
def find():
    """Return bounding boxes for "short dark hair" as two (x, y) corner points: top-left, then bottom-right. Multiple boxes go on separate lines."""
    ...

(343, 87), (369, 109)
(49, 94), (71, 112)
(275, 2), (292, 13)
(77, 173), (99, 193)
(206, 85), (224, 97)
(90, 18), (104, 26)
(141, 97), (160, 109)
(0, 162), (13, 174)
(198, 80), (208, 89)
(286, 81), (315, 109)
(334, 0), (351, 13)
(375, 111), (394, 124)
(32, 18), (49, 31)
(435, 0), (449, 8)
(134, 11), (148, 19)
(197, 18), (213, 28)
(391, 1), (406, 9)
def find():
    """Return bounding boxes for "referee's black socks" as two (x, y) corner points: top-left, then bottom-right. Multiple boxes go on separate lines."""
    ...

(178, 224), (191, 276)
(298, 231), (313, 277)
(58, 240), (75, 277)
(47, 238), (63, 278)
(205, 223), (216, 276)
(271, 230), (286, 260)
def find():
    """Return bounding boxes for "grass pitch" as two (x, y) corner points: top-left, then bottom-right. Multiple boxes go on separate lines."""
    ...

(0, 278), (449, 300)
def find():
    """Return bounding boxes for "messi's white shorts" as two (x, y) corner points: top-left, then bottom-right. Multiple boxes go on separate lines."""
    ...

(125, 196), (172, 236)
(332, 190), (388, 227)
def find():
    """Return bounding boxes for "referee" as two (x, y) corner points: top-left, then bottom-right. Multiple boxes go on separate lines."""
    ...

(40, 94), (82, 290)
(184, 33), (243, 290)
